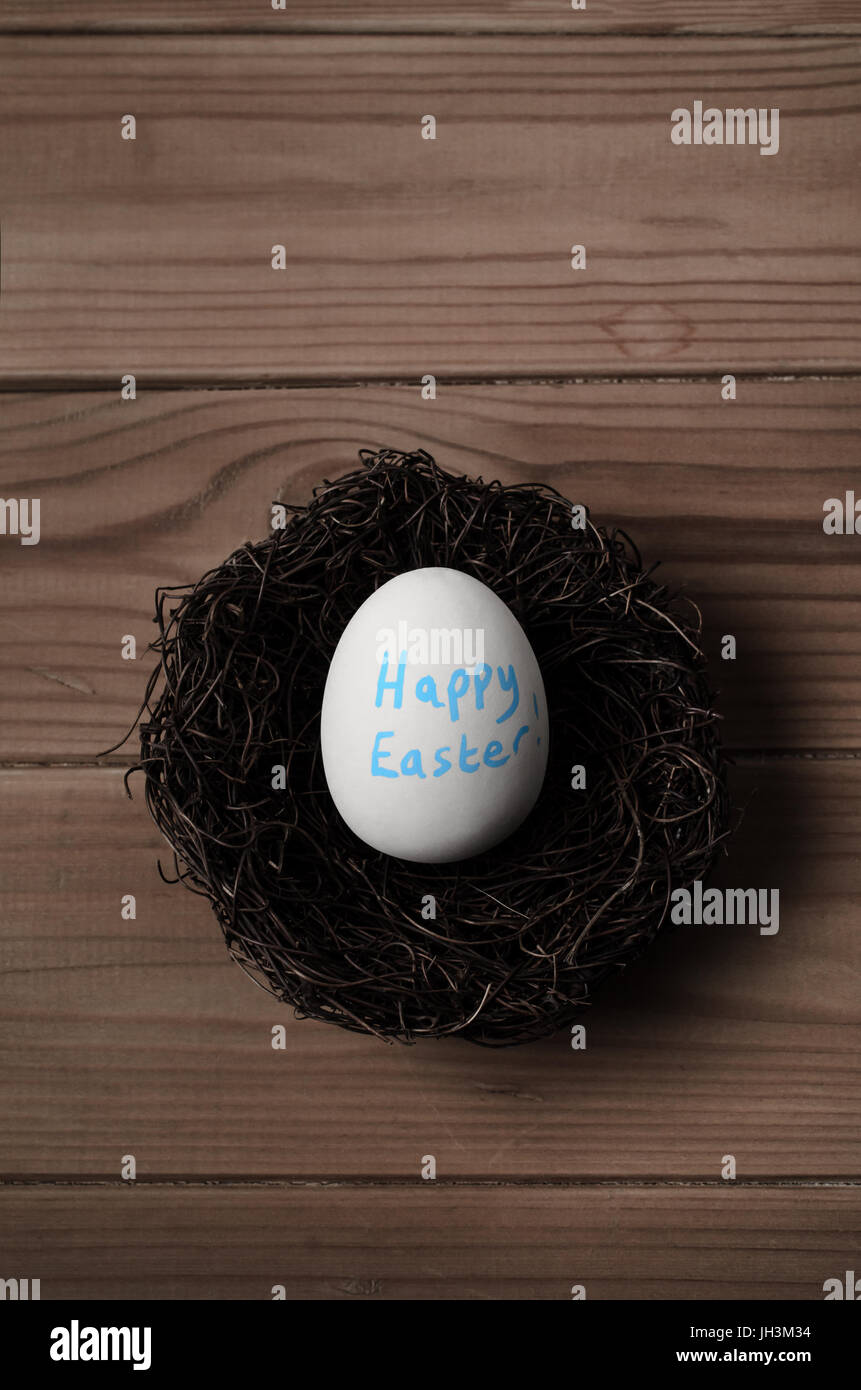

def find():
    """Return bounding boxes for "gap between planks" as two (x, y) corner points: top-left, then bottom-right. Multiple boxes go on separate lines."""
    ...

(2, 1176), (860, 1189)
(2, 29), (860, 40)
(3, 372), (861, 394)
(3, 751), (861, 771)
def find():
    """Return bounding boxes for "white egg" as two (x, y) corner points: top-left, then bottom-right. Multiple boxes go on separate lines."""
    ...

(320, 567), (548, 862)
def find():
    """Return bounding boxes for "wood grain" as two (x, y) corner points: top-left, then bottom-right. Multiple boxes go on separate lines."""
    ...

(1, 762), (859, 1180)
(0, 37), (858, 381)
(1, 382), (858, 760)
(1, 2), (859, 36)
(1, 1184), (857, 1299)
(1, 13), (858, 1305)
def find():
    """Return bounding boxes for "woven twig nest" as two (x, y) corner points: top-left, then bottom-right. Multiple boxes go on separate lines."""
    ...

(129, 448), (731, 1046)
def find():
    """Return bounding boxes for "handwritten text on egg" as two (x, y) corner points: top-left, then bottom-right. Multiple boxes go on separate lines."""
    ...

(371, 652), (539, 779)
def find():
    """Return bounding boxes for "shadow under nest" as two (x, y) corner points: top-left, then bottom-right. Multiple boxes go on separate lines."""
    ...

(128, 447), (731, 1047)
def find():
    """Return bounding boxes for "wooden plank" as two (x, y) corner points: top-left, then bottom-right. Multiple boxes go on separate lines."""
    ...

(1, 763), (859, 1180)
(0, 38), (858, 381)
(1, 1184), (857, 1299)
(1, 382), (858, 759)
(1, 2), (859, 36)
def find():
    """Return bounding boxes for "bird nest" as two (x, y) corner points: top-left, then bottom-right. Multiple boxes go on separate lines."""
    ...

(126, 447), (731, 1046)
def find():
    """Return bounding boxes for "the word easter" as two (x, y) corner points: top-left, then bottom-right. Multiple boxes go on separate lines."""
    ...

(670, 101), (780, 156)
(372, 725), (534, 780)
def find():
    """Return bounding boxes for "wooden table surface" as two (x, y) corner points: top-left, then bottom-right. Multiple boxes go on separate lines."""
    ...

(1, 2), (859, 1300)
